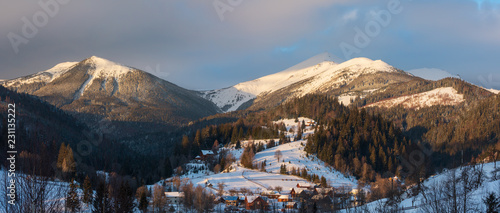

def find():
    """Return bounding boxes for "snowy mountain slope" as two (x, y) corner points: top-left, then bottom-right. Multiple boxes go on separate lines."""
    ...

(71, 56), (133, 99)
(0, 170), (87, 212)
(253, 141), (356, 188)
(487, 88), (500, 94)
(3, 61), (78, 86)
(348, 162), (500, 213)
(201, 52), (338, 111)
(249, 60), (414, 110)
(203, 52), (411, 112)
(1, 61), (78, 93)
(287, 57), (399, 97)
(232, 52), (340, 96)
(189, 166), (312, 193)
(2, 56), (220, 140)
(365, 87), (465, 109)
(172, 118), (356, 195)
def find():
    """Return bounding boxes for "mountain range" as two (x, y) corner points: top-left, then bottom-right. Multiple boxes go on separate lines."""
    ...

(2, 53), (496, 141)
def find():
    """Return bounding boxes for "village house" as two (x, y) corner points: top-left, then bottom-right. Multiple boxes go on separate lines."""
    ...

(164, 192), (184, 205)
(261, 190), (281, 199)
(245, 195), (268, 210)
(277, 195), (290, 202)
(350, 188), (366, 207)
(297, 190), (314, 202)
(223, 196), (239, 206)
(285, 202), (298, 209)
(315, 187), (333, 196)
(296, 183), (315, 189)
(290, 187), (312, 199)
(199, 150), (214, 161)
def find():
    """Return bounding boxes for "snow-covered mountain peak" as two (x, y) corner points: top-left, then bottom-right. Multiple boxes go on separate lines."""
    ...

(336, 57), (395, 72)
(44, 61), (78, 75)
(2, 61), (78, 87)
(283, 52), (342, 72)
(203, 54), (403, 112)
(82, 56), (133, 78)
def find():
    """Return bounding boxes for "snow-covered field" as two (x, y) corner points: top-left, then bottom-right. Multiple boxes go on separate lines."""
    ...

(253, 141), (356, 188)
(176, 118), (356, 195)
(189, 166), (311, 193)
(338, 94), (356, 106)
(366, 87), (464, 109)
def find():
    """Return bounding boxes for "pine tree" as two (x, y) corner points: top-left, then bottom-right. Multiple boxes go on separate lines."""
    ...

(212, 140), (219, 152)
(138, 192), (148, 213)
(163, 157), (173, 178)
(93, 179), (111, 213)
(62, 146), (76, 173)
(57, 143), (67, 169)
(194, 129), (202, 147)
(66, 179), (81, 213)
(83, 175), (92, 206)
(280, 164), (288, 174)
(231, 127), (238, 144)
(136, 185), (149, 213)
(483, 192), (500, 213)
(238, 127), (244, 140)
(321, 176), (327, 187)
(116, 181), (135, 213)
(181, 135), (190, 151)
(297, 124), (303, 140)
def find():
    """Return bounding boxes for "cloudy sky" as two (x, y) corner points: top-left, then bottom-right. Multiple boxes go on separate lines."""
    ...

(1, 0), (500, 90)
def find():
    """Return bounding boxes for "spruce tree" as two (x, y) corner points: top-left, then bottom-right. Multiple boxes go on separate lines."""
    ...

(163, 157), (173, 178)
(93, 179), (111, 213)
(57, 143), (67, 169)
(483, 192), (500, 213)
(116, 181), (135, 213)
(138, 192), (148, 213)
(66, 179), (81, 213)
(83, 175), (92, 206)
(63, 147), (76, 173)
(320, 176), (327, 187)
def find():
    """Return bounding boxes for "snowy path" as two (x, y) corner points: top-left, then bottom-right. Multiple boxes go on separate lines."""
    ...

(242, 171), (271, 190)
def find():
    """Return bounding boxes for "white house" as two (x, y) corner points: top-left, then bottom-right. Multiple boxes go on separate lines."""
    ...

(164, 192), (184, 205)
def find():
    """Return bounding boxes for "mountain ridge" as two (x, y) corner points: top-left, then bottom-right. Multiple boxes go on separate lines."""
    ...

(1, 56), (221, 140)
(203, 53), (413, 112)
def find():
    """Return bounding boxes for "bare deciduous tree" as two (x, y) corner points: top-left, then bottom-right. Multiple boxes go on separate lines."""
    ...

(152, 184), (166, 212)
(217, 182), (225, 197)
(274, 150), (283, 162)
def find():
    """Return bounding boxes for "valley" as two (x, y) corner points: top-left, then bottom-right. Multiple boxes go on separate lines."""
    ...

(1, 53), (499, 212)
